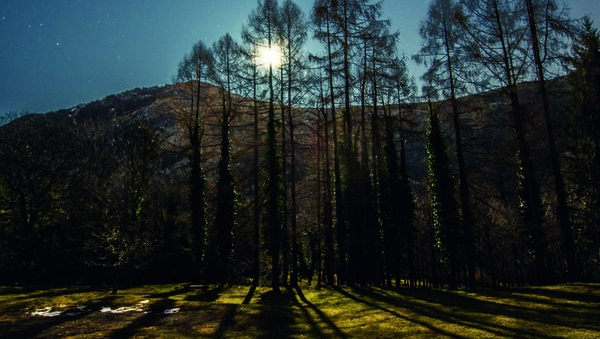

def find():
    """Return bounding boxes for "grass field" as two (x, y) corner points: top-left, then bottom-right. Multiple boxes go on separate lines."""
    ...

(1, 282), (599, 338)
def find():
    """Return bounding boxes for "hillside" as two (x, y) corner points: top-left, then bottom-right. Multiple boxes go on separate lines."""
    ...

(0, 77), (596, 289)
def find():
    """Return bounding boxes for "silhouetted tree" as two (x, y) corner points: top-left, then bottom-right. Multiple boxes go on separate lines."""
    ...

(84, 120), (163, 293)
(175, 40), (211, 282)
(416, 0), (476, 288)
(0, 115), (82, 284)
(312, 0), (345, 284)
(458, 0), (550, 283)
(210, 33), (244, 286)
(426, 104), (462, 289)
(278, 0), (308, 286)
(244, 0), (283, 291)
(566, 16), (600, 280)
(524, 0), (575, 279)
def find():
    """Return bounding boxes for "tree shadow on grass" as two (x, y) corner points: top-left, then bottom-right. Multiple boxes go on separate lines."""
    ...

(0, 294), (111, 339)
(207, 286), (256, 338)
(185, 285), (223, 302)
(231, 285), (347, 338)
(492, 285), (600, 304)
(212, 304), (239, 339)
(349, 286), (599, 338)
(143, 286), (190, 299)
(242, 285), (256, 304)
(252, 289), (296, 339)
(569, 282), (600, 291)
(333, 286), (464, 338)
(406, 287), (600, 333)
(292, 286), (348, 339)
(0, 311), (92, 339)
(107, 298), (177, 339)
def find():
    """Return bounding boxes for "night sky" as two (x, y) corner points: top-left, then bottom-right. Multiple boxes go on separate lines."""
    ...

(1, 0), (599, 114)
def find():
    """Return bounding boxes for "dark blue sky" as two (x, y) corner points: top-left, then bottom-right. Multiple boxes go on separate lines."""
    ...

(1, 0), (598, 114)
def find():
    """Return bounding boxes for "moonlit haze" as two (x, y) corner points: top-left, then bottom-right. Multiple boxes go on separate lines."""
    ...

(258, 44), (282, 68)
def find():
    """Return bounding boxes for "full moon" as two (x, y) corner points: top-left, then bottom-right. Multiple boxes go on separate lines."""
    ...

(257, 44), (281, 68)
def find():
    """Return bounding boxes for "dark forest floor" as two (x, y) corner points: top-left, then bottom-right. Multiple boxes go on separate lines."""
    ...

(1, 282), (599, 338)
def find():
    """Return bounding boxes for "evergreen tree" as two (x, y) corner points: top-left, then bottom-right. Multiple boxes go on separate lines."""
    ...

(210, 33), (243, 287)
(524, 0), (575, 280)
(416, 0), (476, 289)
(175, 41), (211, 282)
(385, 57), (416, 288)
(426, 105), (462, 289)
(566, 17), (600, 280)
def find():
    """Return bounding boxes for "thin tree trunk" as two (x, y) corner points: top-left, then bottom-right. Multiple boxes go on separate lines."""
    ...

(491, 0), (549, 283)
(324, 12), (345, 286)
(441, 12), (476, 289)
(281, 63), (289, 287)
(190, 71), (205, 284)
(525, 0), (575, 280)
(288, 61), (299, 288)
(320, 74), (335, 286)
(252, 61), (260, 287)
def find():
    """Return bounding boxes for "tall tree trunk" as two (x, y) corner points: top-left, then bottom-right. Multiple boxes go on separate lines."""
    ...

(491, 0), (549, 283)
(324, 12), (345, 286)
(267, 58), (281, 291)
(288, 69), (299, 288)
(190, 72), (206, 283)
(316, 105), (324, 287)
(216, 89), (234, 287)
(280, 63), (289, 287)
(442, 12), (476, 289)
(252, 59), (261, 287)
(426, 106), (461, 289)
(525, 0), (575, 280)
(320, 77), (336, 286)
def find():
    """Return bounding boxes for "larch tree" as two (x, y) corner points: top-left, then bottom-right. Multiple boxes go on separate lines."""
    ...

(209, 33), (244, 287)
(415, 0), (476, 289)
(393, 58), (417, 288)
(175, 40), (211, 282)
(239, 36), (263, 288)
(312, 0), (345, 285)
(524, 0), (576, 280)
(381, 56), (416, 289)
(317, 70), (335, 286)
(333, 0), (388, 287)
(278, 0), (308, 287)
(359, 4), (399, 287)
(458, 0), (550, 283)
(243, 0), (283, 291)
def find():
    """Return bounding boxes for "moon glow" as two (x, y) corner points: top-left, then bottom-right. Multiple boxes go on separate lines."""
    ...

(257, 44), (281, 68)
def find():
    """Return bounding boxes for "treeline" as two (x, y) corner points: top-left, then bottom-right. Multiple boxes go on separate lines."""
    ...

(1, 0), (599, 290)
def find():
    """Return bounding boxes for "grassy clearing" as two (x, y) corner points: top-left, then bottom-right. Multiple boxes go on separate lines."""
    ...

(1, 283), (599, 338)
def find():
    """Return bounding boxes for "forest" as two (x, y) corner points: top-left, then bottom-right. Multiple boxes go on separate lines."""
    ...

(1, 0), (599, 292)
